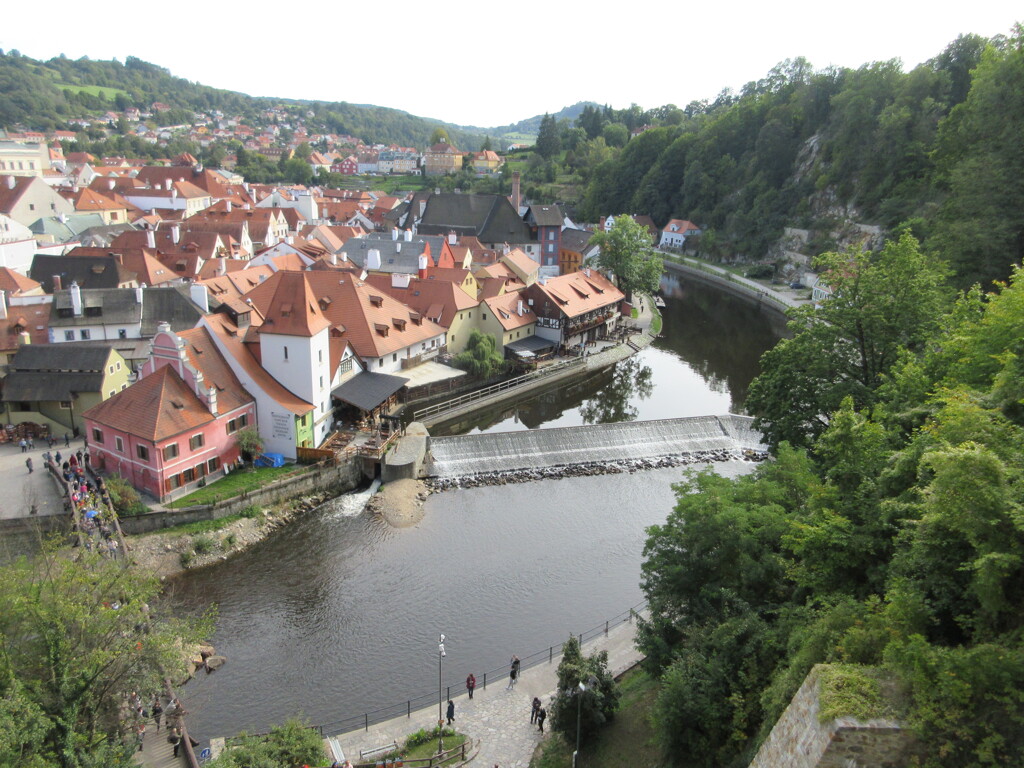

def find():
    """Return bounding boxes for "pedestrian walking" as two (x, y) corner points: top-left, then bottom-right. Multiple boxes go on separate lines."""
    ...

(446, 699), (455, 725)
(531, 696), (541, 724)
(507, 666), (517, 690)
(25, 457), (33, 474)
(19, 438), (26, 453)
(135, 721), (145, 751)
(152, 698), (163, 731)
(537, 706), (546, 733)
(28, 437), (34, 450)
(168, 727), (181, 757)
(64, 433), (70, 448)
(466, 673), (476, 699)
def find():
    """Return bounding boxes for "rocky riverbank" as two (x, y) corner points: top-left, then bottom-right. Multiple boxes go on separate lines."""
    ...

(425, 449), (768, 492)
(364, 478), (427, 527)
(128, 492), (332, 578)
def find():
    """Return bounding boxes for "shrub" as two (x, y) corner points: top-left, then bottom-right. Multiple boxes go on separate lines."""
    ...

(745, 264), (775, 279)
(179, 551), (193, 568)
(192, 534), (215, 555)
(105, 475), (149, 516)
(223, 533), (237, 548)
(240, 505), (261, 519)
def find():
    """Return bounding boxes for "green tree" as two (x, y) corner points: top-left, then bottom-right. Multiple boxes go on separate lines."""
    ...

(429, 127), (450, 145)
(234, 426), (264, 463)
(205, 718), (325, 768)
(548, 636), (620, 743)
(453, 330), (506, 378)
(0, 548), (212, 768)
(535, 113), (560, 159)
(747, 233), (950, 449)
(601, 122), (629, 148)
(588, 215), (663, 300)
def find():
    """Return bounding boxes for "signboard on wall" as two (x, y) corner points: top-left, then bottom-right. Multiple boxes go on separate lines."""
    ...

(271, 411), (291, 439)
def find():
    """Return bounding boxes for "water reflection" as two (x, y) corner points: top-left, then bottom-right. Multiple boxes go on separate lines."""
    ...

(580, 358), (654, 424)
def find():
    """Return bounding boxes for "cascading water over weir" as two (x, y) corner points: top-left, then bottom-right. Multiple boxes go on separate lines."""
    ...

(424, 414), (767, 488)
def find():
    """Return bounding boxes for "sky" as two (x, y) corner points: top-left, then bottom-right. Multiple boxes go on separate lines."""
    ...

(2, 1), (1020, 128)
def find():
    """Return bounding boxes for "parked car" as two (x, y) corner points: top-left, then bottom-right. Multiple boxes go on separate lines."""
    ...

(789, 281), (806, 289)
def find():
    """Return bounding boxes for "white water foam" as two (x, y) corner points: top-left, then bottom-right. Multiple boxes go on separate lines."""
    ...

(320, 478), (381, 518)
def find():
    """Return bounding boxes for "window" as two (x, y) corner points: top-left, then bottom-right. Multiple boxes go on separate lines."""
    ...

(115, 436), (123, 452)
(64, 331), (74, 341)
(109, 365), (114, 374)
(207, 457), (220, 473)
(483, 314), (487, 320)
(60, 401), (72, 409)
(92, 428), (104, 444)
(182, 467), (195, 483)
(121, 383), (127, 390)
(189, 434), (204, 451)
(318, 349), (323, 363)
(392, 353), (397, 362)
(163, 443), (179, 461)
(378, 358), (384, 368)
(167, 474), (182, 491)
(319, 376), (324, 388)
(118, 329), (127, 339)
(108, 391), (114, 397)
(80, 329), (90, 340)
(283, 346), (288, 360)
(548, 230), (555, 240)
(137, 444), (149, 461)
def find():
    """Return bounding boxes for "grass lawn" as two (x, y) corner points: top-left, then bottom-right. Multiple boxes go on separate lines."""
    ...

(164, 465), (312, 509)
(396, 732), (468, 765)
(531, 668), (661, 768)
(57, 83), (129, 99)
(650, 307), (663, 336)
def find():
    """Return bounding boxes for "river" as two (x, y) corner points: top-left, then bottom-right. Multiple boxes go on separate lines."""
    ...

(167, 274), (786, 740)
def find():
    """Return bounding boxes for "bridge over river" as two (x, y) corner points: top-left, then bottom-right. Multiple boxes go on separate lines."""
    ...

(425, 414), (767, 483)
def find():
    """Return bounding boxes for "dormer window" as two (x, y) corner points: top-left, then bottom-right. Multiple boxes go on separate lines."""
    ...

(393, 318), (407, 331)
(374, 322), (389, 337)
(369, 295), (384, 307)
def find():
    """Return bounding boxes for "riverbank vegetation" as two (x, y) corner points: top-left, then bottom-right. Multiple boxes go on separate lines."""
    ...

(638, 250), (1024, 765)
(204, 719), (325, 768)
(164, 464), (311, 508)
(0, 545), (212, 767)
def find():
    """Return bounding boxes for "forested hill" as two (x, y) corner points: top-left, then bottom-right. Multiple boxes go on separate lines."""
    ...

(0, 51), (484, 148)
(572, 29), (1024, 290)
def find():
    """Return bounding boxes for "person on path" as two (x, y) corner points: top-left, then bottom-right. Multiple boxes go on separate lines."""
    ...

(537, 706), (546, 733)
(507, 665), (517, 690)
(25, 457), (33, 474)
(64, 433), (70, 448)
(466, 673), (476, 699)
(28, 437), (34, 450)
(135, 721), (145, 752)
(19, 438), (26, 453)
(152, 697), (163, 731)
(169, 727), (181, 757)
(446, 699), (455, 725)
(531, 697), (541, 724)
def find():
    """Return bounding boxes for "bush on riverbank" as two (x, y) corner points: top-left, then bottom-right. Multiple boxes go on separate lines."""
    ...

(205, 718), (325, 768)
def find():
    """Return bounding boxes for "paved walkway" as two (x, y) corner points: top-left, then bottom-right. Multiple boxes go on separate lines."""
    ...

(134, 721), (184, 767)
(332, 615), (643, 767)
(0, 439), (68, 524)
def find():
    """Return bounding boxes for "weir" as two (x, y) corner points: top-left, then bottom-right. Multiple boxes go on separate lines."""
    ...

(426, 414), (766, 479)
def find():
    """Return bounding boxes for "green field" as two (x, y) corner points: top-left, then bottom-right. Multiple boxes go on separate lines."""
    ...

(56, 83), (129, 100)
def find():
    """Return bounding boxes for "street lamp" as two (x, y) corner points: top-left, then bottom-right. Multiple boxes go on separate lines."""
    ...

(573, 676), (598, 768)
(437, 633), (446, 756)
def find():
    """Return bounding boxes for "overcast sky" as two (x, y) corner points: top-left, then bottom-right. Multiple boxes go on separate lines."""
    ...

(3, 2), (1020, 128)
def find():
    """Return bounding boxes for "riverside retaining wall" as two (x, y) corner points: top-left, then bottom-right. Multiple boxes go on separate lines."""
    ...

(118, 458), (364, 535)
(662, 258), (794, 317)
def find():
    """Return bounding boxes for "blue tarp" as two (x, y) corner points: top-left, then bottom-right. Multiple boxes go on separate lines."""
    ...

(254, 452), (285, 468)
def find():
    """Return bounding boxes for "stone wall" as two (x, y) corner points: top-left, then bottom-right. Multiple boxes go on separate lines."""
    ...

(748, 665), (915, 768)
(118, 458), (364, 535)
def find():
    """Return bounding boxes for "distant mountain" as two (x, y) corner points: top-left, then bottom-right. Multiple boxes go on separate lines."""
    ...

(459, 102), (600, 141)
(0, 51), (485, 149)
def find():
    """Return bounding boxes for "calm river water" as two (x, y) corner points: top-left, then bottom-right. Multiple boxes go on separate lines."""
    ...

(168, 274), (786, 740)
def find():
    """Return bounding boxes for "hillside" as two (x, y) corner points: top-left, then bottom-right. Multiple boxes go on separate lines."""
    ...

(459, 101), (600, 142)
(0, 51), (487, 149)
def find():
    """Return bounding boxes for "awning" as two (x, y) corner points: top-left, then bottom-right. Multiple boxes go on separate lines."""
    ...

(505, 335), (556, 357)
(331, 372), (409, 412)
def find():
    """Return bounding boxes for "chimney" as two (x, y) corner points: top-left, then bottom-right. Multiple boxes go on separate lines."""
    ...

(286, 235), (294, 245)
(146, 228), (156, 249)
(206, 385), (218, 416)
(171, 223), (180, 244)
(367, 248), (382, 270)
(0, 290), (6, 321)
(190, 283), (210, 313)
(107, 178), (115, 191)
(419, 200), (426, 217)
(418, 254), (428, 279)
(218, 257), (227, 276)
(448, 231), (457, 245)
(53, 275), (63, 292)
(404, 229), (412, 242)
(70, 281), (83, 316)
(391, 273), (411, 289)
(136, 283), (146, 304)
(330, 253), (337, 266)
(6, 176), (15, 190)
(226, 200), (232, 213)
(512, 171), (521, 212)
(165, 179), (172, 190)
(58, 212), (67, 224)
(391, 228), (399, 241)
(518, 299), (524, 316)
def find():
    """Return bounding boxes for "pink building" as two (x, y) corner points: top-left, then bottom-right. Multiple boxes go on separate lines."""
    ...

(82, 324), (256, 501)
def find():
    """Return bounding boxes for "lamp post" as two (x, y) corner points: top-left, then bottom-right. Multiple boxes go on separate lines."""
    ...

(573, 676), (598, 768)
(437, 633), (446, 756)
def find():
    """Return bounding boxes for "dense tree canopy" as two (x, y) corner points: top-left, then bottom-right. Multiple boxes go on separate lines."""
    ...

(589, 216), (663, 299)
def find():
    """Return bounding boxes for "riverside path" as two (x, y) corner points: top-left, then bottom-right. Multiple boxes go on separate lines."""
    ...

(329, 612), (644, 767)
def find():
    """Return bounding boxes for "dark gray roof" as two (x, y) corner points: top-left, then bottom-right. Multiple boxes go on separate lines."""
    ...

(48, 285), (205, 334)
(30, 254), (136, 292)
(78, 223), (138, 248)
(341, 237), (429, 274)
(417, 194), (533, 246)
(3, 344), (114, 401)
(560, 227), (596, 253)
(332, 372), (409, 411)
(526, 204), (563, 227)
(506, 335), (557, 354)
(29, 213), (106, 242)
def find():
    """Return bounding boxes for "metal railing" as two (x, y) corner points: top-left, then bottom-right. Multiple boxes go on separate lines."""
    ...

(412, 356), (586, 422)
(661, 254), (795, 313)
(313, 601), (646, 738)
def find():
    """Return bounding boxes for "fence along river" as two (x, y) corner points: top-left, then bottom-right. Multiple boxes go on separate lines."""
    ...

(168, 274), (786, 742)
